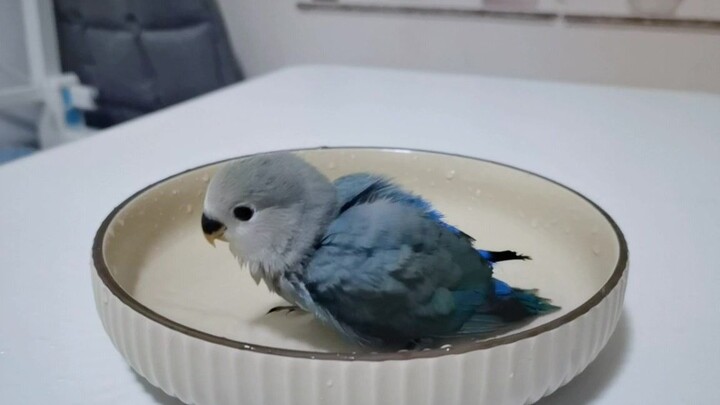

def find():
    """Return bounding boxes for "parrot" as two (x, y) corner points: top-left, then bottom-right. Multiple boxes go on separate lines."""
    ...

(201, 153), (558, 349)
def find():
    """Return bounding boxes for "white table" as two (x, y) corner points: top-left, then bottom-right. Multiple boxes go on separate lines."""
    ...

(1, 66), (719, 404)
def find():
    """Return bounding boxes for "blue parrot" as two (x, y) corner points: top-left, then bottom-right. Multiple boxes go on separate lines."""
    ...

(201, 153), (558, 349)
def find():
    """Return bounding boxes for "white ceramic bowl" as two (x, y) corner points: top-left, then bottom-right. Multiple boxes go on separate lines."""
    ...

(92, 148), (628, 405)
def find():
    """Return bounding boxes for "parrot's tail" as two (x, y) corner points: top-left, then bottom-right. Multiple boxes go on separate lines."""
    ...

(493, 278), (559, 317)
(478, 249), (531, 263)
(501, 287), (559, 318)
(456, 282), (559, 336)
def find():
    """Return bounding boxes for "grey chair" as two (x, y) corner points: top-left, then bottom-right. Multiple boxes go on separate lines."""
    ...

(54, 0), (242, 128)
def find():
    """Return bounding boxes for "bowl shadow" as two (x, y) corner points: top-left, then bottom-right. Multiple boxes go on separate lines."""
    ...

(134, 371), (186, 405)
(535, 309), (632, 404)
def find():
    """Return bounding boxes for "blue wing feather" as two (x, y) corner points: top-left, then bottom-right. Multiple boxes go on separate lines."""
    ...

(492, 278), (513, 297)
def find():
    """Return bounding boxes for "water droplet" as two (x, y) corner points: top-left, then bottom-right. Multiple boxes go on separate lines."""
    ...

(327, 162), (336, 170)
(397, 349), (409, 353)
(171, 189), (179, 195)
(201, 174), (210, 182)
(509, 372), (515, 378)
(440, 344), (452, 351)
(185, 204), (193, 214)
(592, 245), (601, 256)
(117, 219), (125, 227)
(349, 153), (356, 160)
(531, 218), (539, 228)
(591, 226), (599, 235)
(326, 380), (334, 388)
(411, 155), (418, 160)
(445, 170), (455, 180)
(170, 216), (176, 221)
(197, 190), (204, 197)
(475, 189), (482, 196)
(429, 181), (436, 187)
(243, 344), (251, 349)
(0, 351), (5, 355)
(153, 224), (159, 229)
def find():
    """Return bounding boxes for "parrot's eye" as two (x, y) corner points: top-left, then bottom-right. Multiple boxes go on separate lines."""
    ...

(233, 206), (254, 221)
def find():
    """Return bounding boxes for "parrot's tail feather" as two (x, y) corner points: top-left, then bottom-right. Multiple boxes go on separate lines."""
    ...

(454, 288), (559, 336)
(492, 278), (513, 297)
(509, 287), (560, 315)
(478, 250), (531, 263)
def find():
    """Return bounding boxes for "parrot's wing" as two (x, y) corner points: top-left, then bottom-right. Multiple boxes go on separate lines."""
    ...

(334, 173), (531, 265)
(303, 198), (495, 347)
(333, 173), (474, 241)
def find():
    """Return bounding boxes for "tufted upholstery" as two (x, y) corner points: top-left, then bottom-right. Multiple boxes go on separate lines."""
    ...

(54, 0), (242, 128)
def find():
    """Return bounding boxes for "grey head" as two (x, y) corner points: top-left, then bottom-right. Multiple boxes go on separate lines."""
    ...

(202, 153), (338, 288)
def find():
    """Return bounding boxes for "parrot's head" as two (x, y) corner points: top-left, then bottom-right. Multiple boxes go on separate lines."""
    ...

(201, 153), (337, 283)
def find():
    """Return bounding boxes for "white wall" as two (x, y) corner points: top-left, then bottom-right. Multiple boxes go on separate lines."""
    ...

(0, 1), (38, 148)
(217, 1), (720, 93)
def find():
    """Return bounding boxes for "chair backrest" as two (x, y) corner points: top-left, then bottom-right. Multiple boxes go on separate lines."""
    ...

(54, 0), (242, 128)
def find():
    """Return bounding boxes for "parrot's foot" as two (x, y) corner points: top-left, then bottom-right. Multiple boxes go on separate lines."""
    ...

(267, 305), (300, 315)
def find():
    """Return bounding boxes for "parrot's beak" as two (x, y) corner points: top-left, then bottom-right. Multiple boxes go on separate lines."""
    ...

(201, 213), (226, 247)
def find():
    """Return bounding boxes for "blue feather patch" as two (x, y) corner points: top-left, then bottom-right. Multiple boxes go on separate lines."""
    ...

(479, 250), (493, 261)
(492, 279), (513, 297)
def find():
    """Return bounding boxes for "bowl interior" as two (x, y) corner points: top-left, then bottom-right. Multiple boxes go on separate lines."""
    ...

(100, 148), (622, 353)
